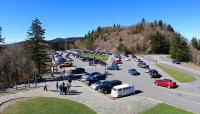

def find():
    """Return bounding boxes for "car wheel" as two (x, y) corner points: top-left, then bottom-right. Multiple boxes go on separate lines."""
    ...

(104, 90), (108, 94)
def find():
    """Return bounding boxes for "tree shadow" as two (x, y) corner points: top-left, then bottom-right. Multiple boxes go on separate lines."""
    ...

(67, 90), (82, 95)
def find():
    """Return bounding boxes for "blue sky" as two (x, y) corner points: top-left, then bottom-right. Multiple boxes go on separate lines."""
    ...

(0, 0), (199, 43)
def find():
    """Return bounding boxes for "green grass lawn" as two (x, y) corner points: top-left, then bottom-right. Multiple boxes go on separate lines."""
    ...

(80, 53), (108, 61)
(156, 64), (196, 83)
(3, 97), (96, 114)
(139, 103), (194, 114)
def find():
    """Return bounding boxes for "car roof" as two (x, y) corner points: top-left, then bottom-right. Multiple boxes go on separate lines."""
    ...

(113, 84), (133, 89)
(110, 80), (121, 83)
(163, 79), (172, 81)
(151, 69), (157, 71)
(129, 69), (136, 71)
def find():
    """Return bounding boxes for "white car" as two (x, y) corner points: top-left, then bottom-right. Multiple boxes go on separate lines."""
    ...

(111, 84), (135, 98)
(124, 57), (130, 61)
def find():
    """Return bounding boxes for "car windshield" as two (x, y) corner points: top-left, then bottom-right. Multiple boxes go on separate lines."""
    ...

(132, 71), (137, 73)
(100, 81), (108, 85)
(152, 70), (158, 73)
(92, 72), (100, 75)
(130, 69), (136, 71)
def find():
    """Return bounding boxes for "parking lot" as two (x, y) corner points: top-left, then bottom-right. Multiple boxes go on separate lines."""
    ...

(63, 52), (200, 113)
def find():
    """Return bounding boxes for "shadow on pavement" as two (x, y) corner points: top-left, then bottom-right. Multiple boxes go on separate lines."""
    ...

(134, 90), (143, 95)
(67, 90), (82, 95)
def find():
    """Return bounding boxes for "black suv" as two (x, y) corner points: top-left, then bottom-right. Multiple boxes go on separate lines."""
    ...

(99, 80), (122, 94)
(149, 69), (161, 78)
(172, 59), (181, 64)
(69, 68), (85, 74)
(85, 74), (107, 86)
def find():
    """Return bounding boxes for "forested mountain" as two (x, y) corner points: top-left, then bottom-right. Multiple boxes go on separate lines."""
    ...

(48, 37), (84, 50)
(84, 19), (175, 54)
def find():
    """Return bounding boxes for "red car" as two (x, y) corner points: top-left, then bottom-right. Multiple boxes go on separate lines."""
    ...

(113, 60), (122, 65)
(155, 79), (177, 89)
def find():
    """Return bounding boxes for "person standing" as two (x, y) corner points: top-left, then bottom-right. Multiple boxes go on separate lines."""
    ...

(62, 82), (65, 87)
(59, 84), (63, 95)
(68, 78), (72, 87)
(56, 82), (59, 92)
(104, 67), (108, 75)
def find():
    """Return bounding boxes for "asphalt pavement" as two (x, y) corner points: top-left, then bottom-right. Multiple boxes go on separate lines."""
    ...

(71, 55), (200, 114)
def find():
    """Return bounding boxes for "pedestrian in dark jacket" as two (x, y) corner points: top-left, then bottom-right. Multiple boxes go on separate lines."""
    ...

(68, 78), (72, 87)
(56, 82), (59, 92)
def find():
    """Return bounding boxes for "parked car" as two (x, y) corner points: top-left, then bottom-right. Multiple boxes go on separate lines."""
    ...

(136, 58), (141, 62)
(111, 84), (135, 98)
(98, 80), (122, 94)
(81, 72), (102, 82)
(128, 69), (140, 75)
(91, 80), (110, 90)
(149, 69), (161, 78)
(124, 57), (131, 61)
(155, 79), (177, 89)
(80, 57), (87, 62)
(58, 58), (66, 65)
(107, 64), (119, 70)
(113, 60), (122, 65)
(59, 62), (73, 68)
(69, 68), (85, 74)
(172, 59), (181, 64)
(85, 74), (107, 86)
(138, 62), (148, 68)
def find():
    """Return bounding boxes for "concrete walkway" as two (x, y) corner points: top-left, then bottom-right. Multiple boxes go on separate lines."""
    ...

(0, 80), (159, 114)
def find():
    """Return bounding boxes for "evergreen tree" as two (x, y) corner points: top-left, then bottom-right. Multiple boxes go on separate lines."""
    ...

(158, 20), (163, 27)
(25, 18), (49, 76)
(167, 24), (174, 32)
(141, 18), (146, 24)
(158, 20), (164, 30)
(191, 37), (200, 50)
(113, 24), (116, 28)
(170, 33), (189, 61)
(116, 42), (127, 53)
(154, 20), (157, 26)
(0, 26), (5, 53)
(84, 31), (94, 50)
(150, 32), (169, 54)
(150, 23), (154, 28)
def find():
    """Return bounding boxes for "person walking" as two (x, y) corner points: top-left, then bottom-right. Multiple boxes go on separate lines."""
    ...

(43, 82), (48, 91)
(67, 83), (70, 94)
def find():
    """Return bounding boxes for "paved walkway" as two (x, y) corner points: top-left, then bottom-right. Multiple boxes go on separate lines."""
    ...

(0, 80), (159, 114)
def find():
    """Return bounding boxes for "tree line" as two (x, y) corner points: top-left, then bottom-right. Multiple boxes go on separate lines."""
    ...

(0, 18), (49, 91)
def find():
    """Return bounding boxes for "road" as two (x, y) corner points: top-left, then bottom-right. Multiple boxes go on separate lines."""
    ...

(71, 55), (200, 113)
(143, 55), (200, 93)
